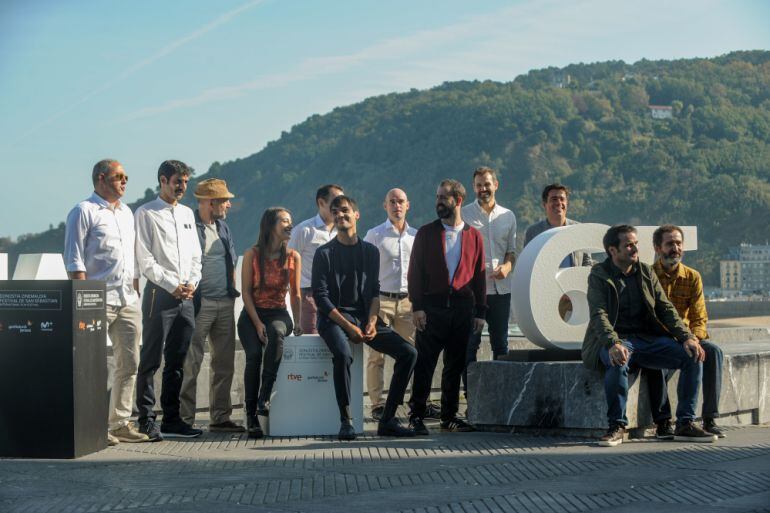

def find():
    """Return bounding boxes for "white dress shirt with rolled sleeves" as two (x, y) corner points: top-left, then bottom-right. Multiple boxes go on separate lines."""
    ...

(64, 192), (138, 307)
(364, 219), (416, 294)
(462, 199), (517, 295)
(134, 197), (202, 294)
(288, 214), (336, 288)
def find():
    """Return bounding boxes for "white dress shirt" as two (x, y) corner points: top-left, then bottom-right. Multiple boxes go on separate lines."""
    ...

(64, 192), (138, 307)
(364, 219), (416, 294)
(288, 214), (336, 288)
(462, 199), (517, 295)
(442, 222), (464, 285)
(134, 197), (202, 294)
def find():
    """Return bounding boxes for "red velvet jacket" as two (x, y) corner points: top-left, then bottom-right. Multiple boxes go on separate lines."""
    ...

(408, 219), (487, 317)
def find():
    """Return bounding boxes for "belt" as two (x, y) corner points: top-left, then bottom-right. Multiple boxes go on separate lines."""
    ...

(380, 291), (408, 300)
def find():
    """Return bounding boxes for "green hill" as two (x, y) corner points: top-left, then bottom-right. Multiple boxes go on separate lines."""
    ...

(5, 51), (770, 284)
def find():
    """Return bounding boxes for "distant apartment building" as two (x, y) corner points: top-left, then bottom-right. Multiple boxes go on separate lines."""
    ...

(720, 243), (770, 293)
(649, 105), (673, 119)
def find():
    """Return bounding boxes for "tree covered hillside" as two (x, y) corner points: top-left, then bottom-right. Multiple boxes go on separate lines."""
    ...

(5, 51), (770, 284)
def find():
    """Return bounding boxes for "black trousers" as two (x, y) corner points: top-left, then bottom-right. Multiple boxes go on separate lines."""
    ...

(464, 293), (510, 391)
(237, 308), (293, 416)
(409, 303), (473, 422)
(318, 313), (417, 423)
(136, 282), (195, 424)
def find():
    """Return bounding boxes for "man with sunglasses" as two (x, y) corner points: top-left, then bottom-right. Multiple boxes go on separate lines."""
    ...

(65, 159), (149, 446)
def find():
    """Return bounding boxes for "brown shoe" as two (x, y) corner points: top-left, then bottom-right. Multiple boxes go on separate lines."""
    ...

(209, 420), (246, 433)
(110, 423), (150, 443)
(598, 424), (625, 447)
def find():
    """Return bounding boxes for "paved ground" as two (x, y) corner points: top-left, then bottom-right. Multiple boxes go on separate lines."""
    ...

(2, 417), (769, 513)
(709, 316), (770, 328)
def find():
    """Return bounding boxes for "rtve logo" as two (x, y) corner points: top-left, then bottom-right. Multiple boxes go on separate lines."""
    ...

(287, 373), (303, 382)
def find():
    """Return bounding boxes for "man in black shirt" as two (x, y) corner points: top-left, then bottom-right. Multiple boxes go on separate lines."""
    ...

(312, 195), (417, 440)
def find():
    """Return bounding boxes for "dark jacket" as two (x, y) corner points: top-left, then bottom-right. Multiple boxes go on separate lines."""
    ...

(311, 238), (380, 320)
(407, 219), (487, 317)
(193, 210), (240, 313)
(582, 258), (692, 371)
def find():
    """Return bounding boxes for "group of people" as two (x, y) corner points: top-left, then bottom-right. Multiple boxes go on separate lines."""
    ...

(64, 158), (723, 446)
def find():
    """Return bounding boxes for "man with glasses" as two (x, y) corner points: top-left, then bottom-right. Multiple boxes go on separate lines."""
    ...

(65, 159), (149, 446)
(180, 179), (243, 433)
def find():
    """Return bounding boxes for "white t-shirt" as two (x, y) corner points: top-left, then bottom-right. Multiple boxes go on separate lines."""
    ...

(443, 222), (464, 285)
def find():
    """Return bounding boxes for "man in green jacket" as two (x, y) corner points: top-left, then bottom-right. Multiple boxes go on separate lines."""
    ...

(582, 225), (716, 447)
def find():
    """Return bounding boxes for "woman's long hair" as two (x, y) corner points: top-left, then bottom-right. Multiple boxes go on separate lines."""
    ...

(254, 207), (291, 288)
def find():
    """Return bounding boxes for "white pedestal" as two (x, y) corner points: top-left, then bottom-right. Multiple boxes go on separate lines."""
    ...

(0, 253), (7, 280)
(12, 254), (68, 280)
(264, 335), (363, 436)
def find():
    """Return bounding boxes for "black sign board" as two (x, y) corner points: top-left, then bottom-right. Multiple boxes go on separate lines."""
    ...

(0, 280), (107, 458)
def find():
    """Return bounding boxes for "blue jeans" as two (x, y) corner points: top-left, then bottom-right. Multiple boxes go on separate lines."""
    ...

(645, 340), (723, 422)
(600, 336), (702, 427)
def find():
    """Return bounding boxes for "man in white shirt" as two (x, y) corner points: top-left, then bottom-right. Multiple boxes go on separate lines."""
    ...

(134, 160), (203, 440)
(64, 159), (149, 446)
(363, 188), (419, 421)
(462, 167), (517, 383)
(288, 184), (344, 334)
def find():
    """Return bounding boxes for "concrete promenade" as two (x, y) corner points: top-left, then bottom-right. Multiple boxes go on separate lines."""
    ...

(2, 416), (769, 513)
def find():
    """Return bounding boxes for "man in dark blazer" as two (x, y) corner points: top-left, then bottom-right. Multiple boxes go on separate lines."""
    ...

(312, 195), (417, 440)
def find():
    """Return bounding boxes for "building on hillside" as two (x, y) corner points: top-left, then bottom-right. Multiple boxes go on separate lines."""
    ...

(720, 243), (770, 294)
(649, 105), (673, 119)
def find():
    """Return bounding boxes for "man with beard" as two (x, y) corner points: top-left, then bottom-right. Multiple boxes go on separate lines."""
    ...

(645, 224), (725, 439)
(64, 159), (149, 446)
(583, 225), (715, 447)
(407, 179), (487, 435)
(134, 160), (203, 440)
(462, 167), (517, 378)
(313, 195), (417, 440)
(180, 179), (244, 433)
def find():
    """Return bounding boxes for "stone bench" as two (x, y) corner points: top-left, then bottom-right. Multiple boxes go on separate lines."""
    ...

(466, 330), (770, 436)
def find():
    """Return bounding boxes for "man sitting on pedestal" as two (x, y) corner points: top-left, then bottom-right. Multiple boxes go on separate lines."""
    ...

(312, 195), (417, 440)
(582, 224), (716, 447)
(645, 224), (725, 439)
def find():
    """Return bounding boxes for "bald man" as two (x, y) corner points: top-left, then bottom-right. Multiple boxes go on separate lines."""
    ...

(363, 189), (419, 420)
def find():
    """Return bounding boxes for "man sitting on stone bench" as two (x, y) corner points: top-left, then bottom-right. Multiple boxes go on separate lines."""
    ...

(645, 224), (725, 439)
(582, 224), (716, 447)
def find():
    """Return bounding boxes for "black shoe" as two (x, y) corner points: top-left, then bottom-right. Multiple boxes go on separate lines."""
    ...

(408, 416), (429, 436)
(703, 418), (726, 438)
(138, 419), (163, 442)
(424, 403), (442, 420)
(440, 417), (476, 432)
(377, 417), (416, 437)
(674, 421), (717, 443)
(257, 400), (270, 417)
(598, 424), (625, 447)
(209, 420), (246, 433)
(655, 420), (674, 440)
(371, 405), (385, 422)
(160, 420), (203, 438)
(247, 414), (263, 439)
(338, 419), (356, 441)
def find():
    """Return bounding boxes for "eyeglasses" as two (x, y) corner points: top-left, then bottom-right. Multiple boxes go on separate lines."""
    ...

(103, 173), (128, 182)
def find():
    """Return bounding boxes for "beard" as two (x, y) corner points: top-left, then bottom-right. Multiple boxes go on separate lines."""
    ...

(661, 253), (682, 267)
(436, 203), (454, 219)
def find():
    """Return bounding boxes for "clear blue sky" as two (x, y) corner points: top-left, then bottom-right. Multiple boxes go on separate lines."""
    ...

(1, 0), (768, 238)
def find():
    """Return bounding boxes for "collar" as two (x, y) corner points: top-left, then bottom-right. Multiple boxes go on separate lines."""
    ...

(653, 259), (686, 280)
(472, 199), (502, 216)
(194, 209), (218, 228)
(385, 218), (409, 234)
(609, 261), (638, 278)
(155, 195), (176, 209)
(89, 191), (122, 210)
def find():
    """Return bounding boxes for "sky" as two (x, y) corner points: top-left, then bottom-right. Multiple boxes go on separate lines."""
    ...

(1, 0), (768, 238)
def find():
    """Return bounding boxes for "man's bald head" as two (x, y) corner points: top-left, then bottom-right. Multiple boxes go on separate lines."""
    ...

(384, 188), (410, 225)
